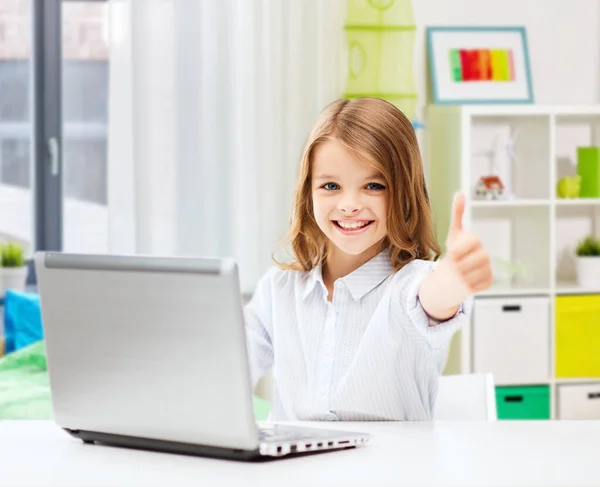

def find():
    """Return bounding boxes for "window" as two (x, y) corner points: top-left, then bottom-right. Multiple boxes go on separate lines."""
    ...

(0, 0), (109, 255)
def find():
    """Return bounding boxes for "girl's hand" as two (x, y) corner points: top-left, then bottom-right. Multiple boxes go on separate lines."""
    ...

(418, 193), (492, 322)
(444, 193), (493, 298)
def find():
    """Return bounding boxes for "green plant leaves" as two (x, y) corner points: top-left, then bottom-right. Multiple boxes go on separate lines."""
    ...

(0, 242), (24, 268)
(576, 236), (600, 257)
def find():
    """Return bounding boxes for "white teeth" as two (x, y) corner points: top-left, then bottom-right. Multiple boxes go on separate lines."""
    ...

(338, 221), (369, 229)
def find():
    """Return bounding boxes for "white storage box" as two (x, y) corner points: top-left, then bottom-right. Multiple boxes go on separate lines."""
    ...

(473, 297), (550, 385)
(557, 383), (600, 419)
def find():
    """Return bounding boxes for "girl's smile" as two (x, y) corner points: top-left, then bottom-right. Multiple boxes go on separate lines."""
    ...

(332, 219), (375, 235)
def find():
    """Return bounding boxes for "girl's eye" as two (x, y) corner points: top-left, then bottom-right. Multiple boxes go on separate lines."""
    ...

(322, 183), (340, 191)
(366, 182), (386, 191)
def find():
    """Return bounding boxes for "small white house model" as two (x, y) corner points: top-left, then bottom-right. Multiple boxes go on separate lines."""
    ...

(474, 176), (505, 199)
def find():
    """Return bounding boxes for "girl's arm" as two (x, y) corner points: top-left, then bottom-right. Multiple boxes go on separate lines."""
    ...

(243, 269), (276, 388)
(418, 194), (492, 323)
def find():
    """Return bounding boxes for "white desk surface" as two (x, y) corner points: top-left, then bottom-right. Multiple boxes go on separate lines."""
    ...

(0, 419), (598, 487)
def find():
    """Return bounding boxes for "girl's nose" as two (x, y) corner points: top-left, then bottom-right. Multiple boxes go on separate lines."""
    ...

(339, 196), (361, 214)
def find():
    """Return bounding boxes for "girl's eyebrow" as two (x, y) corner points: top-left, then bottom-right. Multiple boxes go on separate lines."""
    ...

(314, 173), (384, 180)
(313, 175), (339, 180)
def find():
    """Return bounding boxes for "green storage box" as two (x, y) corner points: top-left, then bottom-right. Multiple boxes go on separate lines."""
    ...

(496, 385), (550, 420)
(577, 147), (600, 197)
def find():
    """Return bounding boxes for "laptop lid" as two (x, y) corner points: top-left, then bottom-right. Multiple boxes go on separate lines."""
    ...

(34, 252), (259, 451)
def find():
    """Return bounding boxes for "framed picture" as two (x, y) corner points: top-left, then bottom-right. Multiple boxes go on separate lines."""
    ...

(426, 26), (534, 104)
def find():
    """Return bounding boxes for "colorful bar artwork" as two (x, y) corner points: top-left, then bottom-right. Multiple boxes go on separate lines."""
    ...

(449, 49), (462, 82)
(448, 48), (515, 82)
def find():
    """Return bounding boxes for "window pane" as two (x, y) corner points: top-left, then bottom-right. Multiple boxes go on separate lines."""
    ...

(0, 0), (34, 253)
(62, 1), (109, 253)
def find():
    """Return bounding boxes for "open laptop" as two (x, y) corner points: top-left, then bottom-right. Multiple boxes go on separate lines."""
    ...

(34, 252), (371, 460)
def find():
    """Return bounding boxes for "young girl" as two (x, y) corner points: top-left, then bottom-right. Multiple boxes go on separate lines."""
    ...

(245, 97), (492, 421)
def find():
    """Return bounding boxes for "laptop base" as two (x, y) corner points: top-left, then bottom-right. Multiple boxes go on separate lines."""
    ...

(65, 428), (356, 462)
(65, 428), (265, 461)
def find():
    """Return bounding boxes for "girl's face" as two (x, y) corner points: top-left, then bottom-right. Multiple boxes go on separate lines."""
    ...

(311, 139), (388, 257)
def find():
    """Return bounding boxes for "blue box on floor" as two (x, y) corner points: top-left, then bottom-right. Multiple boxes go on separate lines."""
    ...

(4, 290), (42, 354)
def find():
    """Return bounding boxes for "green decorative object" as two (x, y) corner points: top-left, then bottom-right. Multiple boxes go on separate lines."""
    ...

(0, 341), (52, 420)
(577, 147), (600, 197)
(344, 0), (417, 119)
(556, 175), (581, 198)
(575, 235), (600, 257)
(345, 0), (410, 26)
(0, 242), (25, 268)
(495, 385), (550, 420)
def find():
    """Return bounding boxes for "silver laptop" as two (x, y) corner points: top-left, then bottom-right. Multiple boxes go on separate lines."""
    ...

(34, 252), (371, 460)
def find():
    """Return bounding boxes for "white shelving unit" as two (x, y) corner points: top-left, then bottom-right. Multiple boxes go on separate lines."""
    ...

(427, 104), (600, 420)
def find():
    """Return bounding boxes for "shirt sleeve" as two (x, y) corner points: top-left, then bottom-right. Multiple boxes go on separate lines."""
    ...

(243, 267), (275, 389)
(389, 259), (474, 350)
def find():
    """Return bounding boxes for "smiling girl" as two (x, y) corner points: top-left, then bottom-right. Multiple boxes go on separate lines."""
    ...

(244, 97), (492, 421)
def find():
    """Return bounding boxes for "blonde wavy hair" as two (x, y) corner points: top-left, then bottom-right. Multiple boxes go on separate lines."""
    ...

(275, 97), (440, 272)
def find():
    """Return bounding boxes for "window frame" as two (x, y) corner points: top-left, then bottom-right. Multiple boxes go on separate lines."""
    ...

(32, 0), (108, 254)
(33, 0), (62, 252)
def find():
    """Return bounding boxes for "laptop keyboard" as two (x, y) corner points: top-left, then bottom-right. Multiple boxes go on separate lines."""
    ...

(258, 424), (323, 443)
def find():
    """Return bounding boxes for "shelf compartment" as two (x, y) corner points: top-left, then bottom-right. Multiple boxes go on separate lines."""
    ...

(472, 205), (550, 290)
(473, 297), (550, 385)
(470, 115), (550, 201)
(555, 114), (600, 200)
(555, 295), (600, 378)
(554, 205), (600, 286)
(557, 383), (600, 419)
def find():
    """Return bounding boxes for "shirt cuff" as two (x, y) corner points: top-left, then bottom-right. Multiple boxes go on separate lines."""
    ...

(405, 265), (473, 350)
(421, 298), (463, 325)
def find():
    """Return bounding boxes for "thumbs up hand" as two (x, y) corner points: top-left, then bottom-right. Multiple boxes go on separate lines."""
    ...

(418, 193), (492, 323)
(444, 193), (493, 298)
(447, 192), (467, 248)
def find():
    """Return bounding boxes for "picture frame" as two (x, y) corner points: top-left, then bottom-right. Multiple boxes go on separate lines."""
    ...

(426, 26), (534, 104)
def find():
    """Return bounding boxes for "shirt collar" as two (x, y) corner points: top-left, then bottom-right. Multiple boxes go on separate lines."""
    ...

(302, 248), (394, 301)
(302, 261), (327, 300)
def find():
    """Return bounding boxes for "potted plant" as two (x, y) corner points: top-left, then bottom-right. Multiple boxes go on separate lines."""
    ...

(0, 242), (27, 297)
(575, 236), (600, 288)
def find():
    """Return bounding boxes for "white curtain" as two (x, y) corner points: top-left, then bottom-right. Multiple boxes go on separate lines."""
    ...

(106, 0), (346, 292)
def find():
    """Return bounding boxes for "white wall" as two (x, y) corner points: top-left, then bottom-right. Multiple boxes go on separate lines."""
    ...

(413, 0), (600, 117)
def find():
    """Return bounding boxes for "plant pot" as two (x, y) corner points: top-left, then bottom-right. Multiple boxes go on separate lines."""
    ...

(0, 266), (27, 298)
(575, 256), (600, 288)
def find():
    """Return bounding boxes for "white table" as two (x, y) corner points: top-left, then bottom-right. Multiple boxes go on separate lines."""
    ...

(0, 420), (598, 486)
